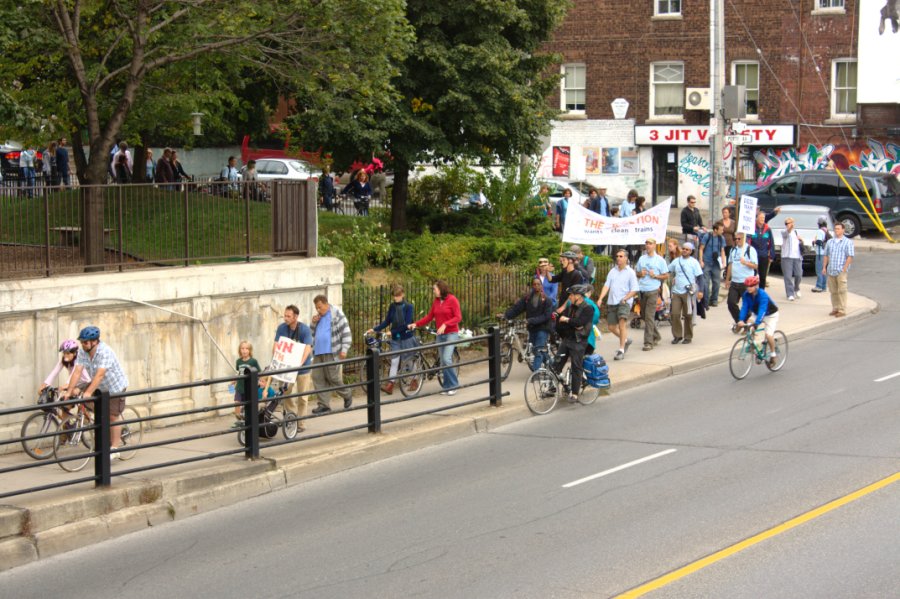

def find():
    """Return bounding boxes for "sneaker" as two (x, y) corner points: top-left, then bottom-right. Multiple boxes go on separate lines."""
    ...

(795, 291), (802, 298)
(567, 394), (578, 403)
(110, 446), (121, 460)
(614, 350), (625, 360)
(642, 344), (653, 351)
(671, 337), (683, 344)
(811, 288), (824, 293)
(441, 389), (458, 396)
(788, 295), (795, 301)
(682, 338), (692, 344)
(230, 420), (244, 430)
(624, 339), (633, 353)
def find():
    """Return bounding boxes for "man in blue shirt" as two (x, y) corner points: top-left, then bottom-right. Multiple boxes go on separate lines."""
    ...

(554, 189), (571, 233)
(589, 187), (611, 255)
(724, 232), (758, 324)
(597, 249), (639, 360)
(736, 275), (779, 366)
(274, 305), (313, 430)
(668, 241), (703, 344)
(699, 221), (727, 307)
(635, 238), (669, 350)
(310, 295), (353, 413)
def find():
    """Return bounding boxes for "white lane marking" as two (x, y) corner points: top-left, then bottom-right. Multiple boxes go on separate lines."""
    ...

(874, 371), (900, 383)
(562, 448), (678, 489)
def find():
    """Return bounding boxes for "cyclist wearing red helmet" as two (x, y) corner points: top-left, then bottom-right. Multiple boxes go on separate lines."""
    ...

(736, 275), (780, 365)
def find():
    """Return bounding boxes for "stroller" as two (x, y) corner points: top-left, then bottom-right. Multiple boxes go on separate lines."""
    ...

(235, 375), (300, 445)
(630, 289), (672, 329)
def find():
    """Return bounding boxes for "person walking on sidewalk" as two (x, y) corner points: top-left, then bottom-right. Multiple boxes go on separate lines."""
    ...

(811, 217), (831, 293)
(749, 208), (778, 289)
(311, 295), (353, 413)
(274, 305), (313, 427)
(636, 238), (668, 350)
(699, 221), (727, 307)
(822, 222), (854, 318)
(680, 195), (704, 244)
(367, 284), (417, 395)
(724, 232), (758, 323)
(780, 217), (805, 301)
(410, 280), (462, 395)
(668, 241), (703, 344)
(597, 249), (639, 360)
(501, 277), (553, 371)
(62, 326), (129, 454)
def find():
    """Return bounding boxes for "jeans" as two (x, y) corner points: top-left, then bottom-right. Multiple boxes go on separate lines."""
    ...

(814, 254), (827, 290)
(437, 333), (459, 389)
(702, 262), (721, 305)
(21, 167), (35, 197)
(529, 328), (550, 371)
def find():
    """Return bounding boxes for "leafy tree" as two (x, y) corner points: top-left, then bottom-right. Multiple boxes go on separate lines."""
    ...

(289, 0), (568, 231)
(0, 0), (411, 269)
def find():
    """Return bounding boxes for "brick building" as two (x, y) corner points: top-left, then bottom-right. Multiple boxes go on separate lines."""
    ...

(538, 0), (899, 211)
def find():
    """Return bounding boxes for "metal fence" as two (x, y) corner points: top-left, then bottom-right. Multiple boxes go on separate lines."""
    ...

(0, 330), (504, 500)
(0, 180), (317, 279)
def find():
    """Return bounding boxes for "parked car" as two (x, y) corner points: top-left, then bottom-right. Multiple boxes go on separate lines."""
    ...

(252, 158), (315, 182)
(747, 170), (900, 237)
(766, 204), (834, 272)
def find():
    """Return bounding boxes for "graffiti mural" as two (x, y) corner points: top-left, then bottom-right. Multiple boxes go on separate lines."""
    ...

(754, 138), (900, 185)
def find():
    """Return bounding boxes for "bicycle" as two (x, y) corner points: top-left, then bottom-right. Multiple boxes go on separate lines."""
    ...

(497, 317), (556, 382)
(523, 357), (604, 415)
(400, 329), (461, 398)
(20, 387), (63, 460)
(54, 396), (144, 472)
(353, 194), (371, 216)
(728, 324), (788, 380)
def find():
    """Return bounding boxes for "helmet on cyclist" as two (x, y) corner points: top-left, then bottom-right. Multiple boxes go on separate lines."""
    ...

(743, 275), (760, 287)
(77, 326), (101, 341)
(58, 339), (79, 352)
(568, 284), (589, 296)
(559, 250), (578, 260)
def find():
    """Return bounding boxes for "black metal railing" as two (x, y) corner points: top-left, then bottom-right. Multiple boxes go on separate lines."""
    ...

(0, 328), (506, 500)
(0, 180), (317, 279)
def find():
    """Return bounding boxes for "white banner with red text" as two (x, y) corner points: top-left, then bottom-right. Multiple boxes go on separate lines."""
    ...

(562, 199), (671, 245)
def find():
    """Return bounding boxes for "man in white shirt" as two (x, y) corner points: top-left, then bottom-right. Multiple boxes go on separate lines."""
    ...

(780, 217), (804, 301)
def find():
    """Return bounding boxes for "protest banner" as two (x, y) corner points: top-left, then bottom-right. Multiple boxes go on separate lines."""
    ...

(737, 195), (758, 234)
(270, 336), (306, 384)
(562, 198), (671, 245)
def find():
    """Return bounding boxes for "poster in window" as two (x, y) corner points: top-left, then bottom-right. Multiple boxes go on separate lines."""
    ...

(583, 147), (600, 175)
(601, 147), (620, 174)
(620, 147), (639, 174)
(552, 146), (571, 177)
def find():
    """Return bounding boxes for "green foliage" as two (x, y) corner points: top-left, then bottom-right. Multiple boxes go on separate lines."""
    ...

(318, 220), (393, 281)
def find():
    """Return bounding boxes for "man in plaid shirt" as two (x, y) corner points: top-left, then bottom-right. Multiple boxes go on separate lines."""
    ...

(822, 222), (854, 318)
(310, 294), (353, 413)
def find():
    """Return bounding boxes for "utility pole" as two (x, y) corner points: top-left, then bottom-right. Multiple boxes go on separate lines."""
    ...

(709, 0), (727, 225)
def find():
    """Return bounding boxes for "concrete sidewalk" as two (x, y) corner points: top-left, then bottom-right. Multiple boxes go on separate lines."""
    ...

(0, 277), (879, 571)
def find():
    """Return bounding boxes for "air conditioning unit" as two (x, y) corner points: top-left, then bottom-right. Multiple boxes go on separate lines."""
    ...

(685, 87), (711, 111)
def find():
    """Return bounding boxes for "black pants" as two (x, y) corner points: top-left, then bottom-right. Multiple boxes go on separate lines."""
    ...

(554, 338), (586, 395)
(727, 283), (746, 322)
(758, 256), (770, 289)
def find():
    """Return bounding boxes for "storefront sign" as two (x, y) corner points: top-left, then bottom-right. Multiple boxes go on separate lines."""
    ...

(563, 199), (671, 245)
(635, 125), (795, 146)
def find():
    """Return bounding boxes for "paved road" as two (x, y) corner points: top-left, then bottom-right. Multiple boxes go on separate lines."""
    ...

(2, 255), (898, 598)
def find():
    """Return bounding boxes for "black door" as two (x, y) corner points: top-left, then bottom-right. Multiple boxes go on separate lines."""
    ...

(653, 146), (678, 206)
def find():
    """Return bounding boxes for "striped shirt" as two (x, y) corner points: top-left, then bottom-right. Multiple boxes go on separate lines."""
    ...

(824, 236), (854, 275)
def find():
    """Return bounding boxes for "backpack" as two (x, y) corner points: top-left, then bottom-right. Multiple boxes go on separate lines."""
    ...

(583, 354), (610, 388)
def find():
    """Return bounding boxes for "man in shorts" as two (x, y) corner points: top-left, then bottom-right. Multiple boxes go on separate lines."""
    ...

(597, 249), (639, 360)
(63, 326), (130, 454)
(735, 275), (780, 366)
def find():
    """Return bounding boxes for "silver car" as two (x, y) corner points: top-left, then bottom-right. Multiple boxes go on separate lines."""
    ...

(253, 158), (314, 181)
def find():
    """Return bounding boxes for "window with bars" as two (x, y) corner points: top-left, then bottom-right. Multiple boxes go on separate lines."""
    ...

(656, 0), (681, 16)
(832, 59), (857, 117)
(817, 0), (844, 8)
(732, 62), (760, 117)
(650, 62), (684, 118)
(561, 64), (586, 112)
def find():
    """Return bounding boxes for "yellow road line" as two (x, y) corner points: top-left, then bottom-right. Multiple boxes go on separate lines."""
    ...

(615, 471), (900, 598)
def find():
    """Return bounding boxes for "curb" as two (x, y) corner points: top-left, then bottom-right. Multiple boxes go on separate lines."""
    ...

(0, 296), (880, 572)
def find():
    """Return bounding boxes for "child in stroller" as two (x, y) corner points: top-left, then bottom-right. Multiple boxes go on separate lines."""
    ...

(235, 373), (301, 445)
(630, 290), (671, 329)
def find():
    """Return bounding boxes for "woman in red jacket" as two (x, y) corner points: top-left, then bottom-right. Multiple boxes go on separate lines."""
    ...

(409, 280), (462, 395)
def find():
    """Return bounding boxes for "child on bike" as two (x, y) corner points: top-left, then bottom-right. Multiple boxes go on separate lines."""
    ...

(735, 275), (780, 366)
(41, 339), (91, 414)
(233, 341), (261, 428)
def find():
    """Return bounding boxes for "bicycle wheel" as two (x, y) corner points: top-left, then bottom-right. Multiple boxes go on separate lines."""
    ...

(524, 369), (560, 415)
(436, 348), (461, 386)
(399, 354), (424, 398)
(117, 406), (143, 461)
(55, 417), (93, 472)
(21, 412), (60, 460)
(729, 337), (754, 380)
(765, 331), (789, 372)
(499, 341), (514, 381)
(282, 411), (299, 440)
(578, 380), (603, 406)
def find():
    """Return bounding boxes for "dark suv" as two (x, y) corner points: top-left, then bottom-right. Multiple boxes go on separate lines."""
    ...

(747, 170), (900, 237)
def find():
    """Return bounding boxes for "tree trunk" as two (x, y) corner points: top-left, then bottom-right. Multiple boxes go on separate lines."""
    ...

(390, 161), (410, 232)
(133, 145), (148, 183)
(82, 155), (109, 272)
